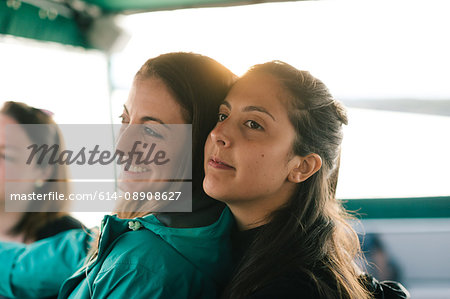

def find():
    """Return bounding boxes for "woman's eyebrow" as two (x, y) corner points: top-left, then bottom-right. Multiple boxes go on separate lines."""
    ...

(140, 116), (169, 129)
(124, 104), (169, 128)
(221, 101), (275, 121)
(243, 106), (276, 121)
(221, 101), (231, 109)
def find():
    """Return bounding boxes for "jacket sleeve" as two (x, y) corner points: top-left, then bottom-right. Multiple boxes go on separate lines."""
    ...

(0, 228), (93, 298)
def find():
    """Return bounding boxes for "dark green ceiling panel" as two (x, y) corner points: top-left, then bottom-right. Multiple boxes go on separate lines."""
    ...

(83, 0), (274, 13)
(0, 1), (90, 48)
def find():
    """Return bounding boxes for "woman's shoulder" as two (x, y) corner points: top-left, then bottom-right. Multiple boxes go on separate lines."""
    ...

(95, 218), (233, 293)
(101, 229), (200, 273)
(92, 229), (215, 298)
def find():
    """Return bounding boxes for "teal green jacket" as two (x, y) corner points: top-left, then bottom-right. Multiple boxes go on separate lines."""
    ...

(0, 208), (234, 299)
(59, 208), (233, 299)
(0, 228), (93, 298)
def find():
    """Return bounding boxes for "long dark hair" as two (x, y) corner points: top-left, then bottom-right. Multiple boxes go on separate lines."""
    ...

(224, 62), (369, 298)
(1, 101), (70, 242)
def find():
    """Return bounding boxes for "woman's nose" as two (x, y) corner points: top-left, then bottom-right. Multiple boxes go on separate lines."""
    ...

(116, 124), (139, 155)
(209, 122), (231, 148)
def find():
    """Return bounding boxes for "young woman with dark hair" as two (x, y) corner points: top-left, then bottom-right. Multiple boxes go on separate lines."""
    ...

(204, 61), (409, 298)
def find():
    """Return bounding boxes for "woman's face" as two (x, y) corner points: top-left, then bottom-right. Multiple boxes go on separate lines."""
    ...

(116, 76), (188, 193)
(0, 114), (44, 202)
(203, 72), (300, 210)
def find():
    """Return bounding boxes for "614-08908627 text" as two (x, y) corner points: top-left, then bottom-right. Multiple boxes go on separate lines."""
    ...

(8, 191), (182, 201)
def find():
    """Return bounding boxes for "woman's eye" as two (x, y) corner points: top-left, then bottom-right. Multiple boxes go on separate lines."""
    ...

(244, 120), (263, 130)
(217, 113), (228, 122)
(1, 153), (15, 162)
(144, 126), (163, 139)
(119, 114), (129, 124)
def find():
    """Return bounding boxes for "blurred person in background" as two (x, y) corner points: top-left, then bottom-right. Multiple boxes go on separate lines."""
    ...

(361, 233), (402, 282)
(0, 101), (84, 299)
(0, 101), (83, 243)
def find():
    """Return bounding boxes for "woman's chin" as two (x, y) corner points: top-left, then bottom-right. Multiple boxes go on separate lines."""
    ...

(203, 180), (228, 203)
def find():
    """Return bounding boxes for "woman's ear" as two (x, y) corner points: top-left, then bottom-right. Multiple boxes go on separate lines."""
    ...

(288, 153), (322, 183)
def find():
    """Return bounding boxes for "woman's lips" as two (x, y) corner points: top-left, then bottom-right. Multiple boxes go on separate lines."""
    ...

(126, 165), (151, 173)
(121, 164), (152, 176)
(208, 157), (235, 170)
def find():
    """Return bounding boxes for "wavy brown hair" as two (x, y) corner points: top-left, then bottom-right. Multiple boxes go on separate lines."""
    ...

(224, 62), (370, 298)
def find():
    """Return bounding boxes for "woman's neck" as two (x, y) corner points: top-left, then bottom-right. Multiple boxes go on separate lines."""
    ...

(226, 185), (295, 231)
(0, 210), (26, 243)
(229, 204), (269, 231)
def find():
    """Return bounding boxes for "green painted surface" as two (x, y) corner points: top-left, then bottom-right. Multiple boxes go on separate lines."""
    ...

(0, 1), (89, 48)
(84, 0), (250, 13)
(342, 196), (450, 219)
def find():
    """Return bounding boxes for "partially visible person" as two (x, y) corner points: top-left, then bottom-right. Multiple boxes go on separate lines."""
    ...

(0, 101), (85, 299)
(57, 52), (237, 299)
(361, 233), (402, 282)
(0, 101), (84, 243)
(204, 61), (409, 298)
